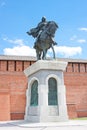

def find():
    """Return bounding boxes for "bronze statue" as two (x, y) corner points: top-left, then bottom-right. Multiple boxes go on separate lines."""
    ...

(27, 17), (58, 60)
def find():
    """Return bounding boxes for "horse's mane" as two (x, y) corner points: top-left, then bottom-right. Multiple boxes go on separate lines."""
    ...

(45, 21), (58, 28)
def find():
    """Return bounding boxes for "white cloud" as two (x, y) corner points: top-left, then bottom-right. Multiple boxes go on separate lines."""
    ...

(3, 37), (24, 46)
(3, 45), (82, 58)
(3, 45), (36, 56)
(77, 39), (86, 43)
(78, 27), (87, 31)
(49, 46), (82, 58)
(70, 35), (86, 44)
(3, 37), (36, 56)
(3, 37), (82, 58)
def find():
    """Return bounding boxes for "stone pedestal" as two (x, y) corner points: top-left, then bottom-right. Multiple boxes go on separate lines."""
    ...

(24, 60), (68, 122)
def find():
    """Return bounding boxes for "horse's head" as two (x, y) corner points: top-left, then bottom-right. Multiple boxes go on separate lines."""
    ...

(46, 21), (58, 37)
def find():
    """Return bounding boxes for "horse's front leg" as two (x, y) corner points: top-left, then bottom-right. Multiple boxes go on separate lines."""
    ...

(51, 45), (55, 59)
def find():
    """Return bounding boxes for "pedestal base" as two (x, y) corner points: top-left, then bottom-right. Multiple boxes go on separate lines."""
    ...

(24, 60), (68, 122)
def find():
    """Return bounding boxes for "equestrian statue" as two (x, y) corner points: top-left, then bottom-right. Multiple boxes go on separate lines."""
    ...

(27, 17), (58, 60)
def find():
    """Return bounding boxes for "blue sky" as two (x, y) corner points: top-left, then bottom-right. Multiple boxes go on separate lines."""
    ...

(0, 0), (87, 59)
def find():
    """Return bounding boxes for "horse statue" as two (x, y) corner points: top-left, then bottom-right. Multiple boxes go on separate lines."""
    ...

(27, 20), (58, 60)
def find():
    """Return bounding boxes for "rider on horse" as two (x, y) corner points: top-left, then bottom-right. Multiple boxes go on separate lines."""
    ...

(33, 16), (48, 48)
(27, 17), (57, 48)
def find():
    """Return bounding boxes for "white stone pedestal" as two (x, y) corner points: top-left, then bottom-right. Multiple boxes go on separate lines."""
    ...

(24, 60), (68, 122)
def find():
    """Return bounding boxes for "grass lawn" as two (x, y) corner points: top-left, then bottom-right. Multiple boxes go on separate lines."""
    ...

(73, 117), (87, 120)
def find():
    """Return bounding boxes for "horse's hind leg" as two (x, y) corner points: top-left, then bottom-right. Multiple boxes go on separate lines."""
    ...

(39, 51), (41, 60)
(36, 49), (42, 60)
(36, 50), (40, 60)
(42, 49), (47, 60)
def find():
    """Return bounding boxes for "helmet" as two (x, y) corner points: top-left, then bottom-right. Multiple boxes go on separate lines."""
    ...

(42, 16), (46, 22)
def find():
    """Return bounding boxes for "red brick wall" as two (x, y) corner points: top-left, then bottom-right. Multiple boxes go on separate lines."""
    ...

(0, 60), (29, 120)
(67, 104), (77, 119)
(64, 62), (87, 118)
(0, 93), (10, 121)
(0, 60), (87, 120)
